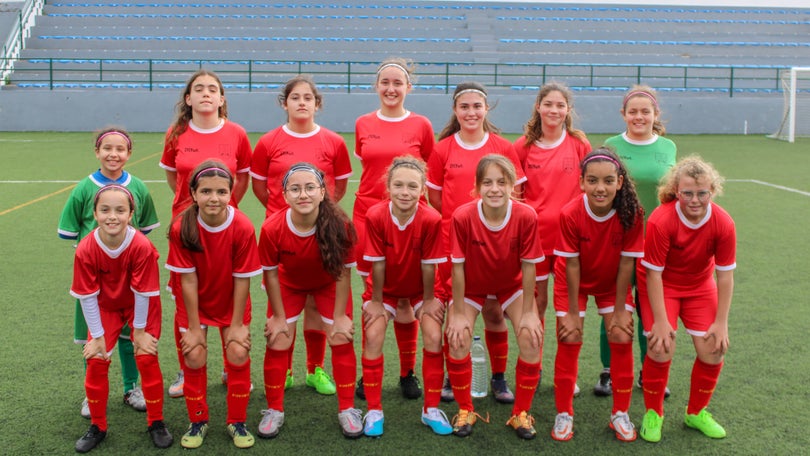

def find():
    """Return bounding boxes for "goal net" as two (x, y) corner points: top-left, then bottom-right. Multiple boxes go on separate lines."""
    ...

(770, 67), (810, 143)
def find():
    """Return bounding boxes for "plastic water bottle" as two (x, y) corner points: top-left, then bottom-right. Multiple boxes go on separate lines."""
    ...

(470, 335), (488, 398)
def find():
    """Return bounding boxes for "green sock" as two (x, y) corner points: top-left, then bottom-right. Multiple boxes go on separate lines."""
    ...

(599, 319), (610, 369)
(118, 325), (139, 392)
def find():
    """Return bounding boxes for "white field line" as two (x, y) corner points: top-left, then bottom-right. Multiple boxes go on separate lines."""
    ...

(726, 179), (810, 197)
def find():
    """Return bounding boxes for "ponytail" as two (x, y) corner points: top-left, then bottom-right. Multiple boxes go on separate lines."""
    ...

(581, 148), (643, 231)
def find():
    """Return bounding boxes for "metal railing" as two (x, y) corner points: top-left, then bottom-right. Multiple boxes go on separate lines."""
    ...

(2, 58), (787, 96)
(0, 0), (45, 85)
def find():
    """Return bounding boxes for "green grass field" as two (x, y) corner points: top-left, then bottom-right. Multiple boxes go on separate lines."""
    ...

(1, 132), (809, 455)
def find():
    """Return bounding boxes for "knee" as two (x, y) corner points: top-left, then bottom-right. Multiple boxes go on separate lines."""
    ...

(226, 344), (249, 365)
(184, 346), (208, 369)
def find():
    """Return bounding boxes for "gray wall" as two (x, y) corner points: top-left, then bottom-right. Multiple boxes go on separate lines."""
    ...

(0, 89), (782, 135)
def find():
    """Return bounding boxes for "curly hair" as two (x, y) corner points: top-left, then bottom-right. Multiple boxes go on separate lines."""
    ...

(581, 148), (643, 231)
(657, 155), (725, 204)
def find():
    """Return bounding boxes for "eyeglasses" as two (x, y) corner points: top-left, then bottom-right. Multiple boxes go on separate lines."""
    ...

(284, 184), (322, 198)
(678, 190), (712, 202)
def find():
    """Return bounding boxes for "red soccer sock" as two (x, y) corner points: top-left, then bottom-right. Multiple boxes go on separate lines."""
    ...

(135, 353), (164, 425)
(554, 342), (581, 415)
(183, 364), (208, 423)
(512, 358), (541, 416)
(608, 342), (634, 414)
(331, 342), (357, 411)
(394, 320), (419, 377)
(362, 355), (384, 410)
(304, 330), (327, 374)
(173, 320), (186, 372)
(225, 358), (251, 424)
(485, 329), (509, 375)
(263, 348), (288, 411)
(287, 337), (296, 372)
(86, 358), (111, 431)
(687, 358), (724, 415)
(642, 356), (671, 416)
(446, 354), (473, 411)
(422, 349), (444, 411)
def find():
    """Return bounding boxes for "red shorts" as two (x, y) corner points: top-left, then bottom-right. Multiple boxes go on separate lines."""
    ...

(638, 284), (717, 337)
(95, 296), (162, 354)
(452, 286), (523, 313)
(553, 285), (634, 317)
(268, 283), (353, 325)
(361, 292), (424, 318)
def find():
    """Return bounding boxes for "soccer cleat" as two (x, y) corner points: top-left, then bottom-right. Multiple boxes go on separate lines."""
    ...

(440, 376), (455, 403)
(610, 411), (637, 442)
(452, 409), (488, 437)
(306, 366), (337, 395)
(421, 407), (453, 435)
(75, 424), (106, 453)
(551, 412), (574, 441)
(257, 409), (285, 439)
(506, 411), (537, 440)
(573, 383), (582, 398)
(284, 369), (294, 389)
(168, 371), (184, 398)
(338, 408), (364, 438)
(637, 371), (671, 398)
(147, 420), (174, 448)
(355, 376), (366, 400)
(491, 377), (515, 404)
(684, 408), (726, 439)
(180, 421), (209, 449)
(80, 397), (91, 419)
(400, 370), (422, 399)
(124, 386), (147, 412)
(227, 422), (255, 449)
(363, 409), (384, 437)
(594, 368), (613, 396)
(639, 409), (663, 443)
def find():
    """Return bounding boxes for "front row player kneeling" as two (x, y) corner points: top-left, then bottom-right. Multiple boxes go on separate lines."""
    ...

(445, 154), (546, 439)
(71, 185), (172, 453)
(638, 156), (735, 443)
(258, 163), (364, 439)
(551, 149), (644, 442)
(165, 162), (262, 450)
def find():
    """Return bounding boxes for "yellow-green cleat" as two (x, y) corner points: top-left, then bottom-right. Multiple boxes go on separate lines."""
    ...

(639, 409), (663, 443)
(684, 408), (726, 439)
(227, 422), (255, 449)
(306, 366), (336, 395)
(284, 369), (294, 389)
(180, 421), (208, 449)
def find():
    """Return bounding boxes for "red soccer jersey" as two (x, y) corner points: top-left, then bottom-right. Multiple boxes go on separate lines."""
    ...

(160, 119), (253, 218)
(427, 133), (527, 249)
(165, 207), (262, 326)
(450, 200), (544, 296)
(639, 201), (736, 296)
(354, 110), (434, 205)
(363, 200), (446, 299)
(251, 124), (352, 217)
(514, 131), (590, 256)
(259, 208), (357, 292)
(553, 194), (644, 295)
(70, 227), (161, 310)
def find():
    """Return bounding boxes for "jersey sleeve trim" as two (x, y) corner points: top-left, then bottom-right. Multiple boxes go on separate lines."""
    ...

(70, 289), (100, 300)
(344, 262), (357, 269)
(335, 172), (353, 180)
(553, 249), (579, 258)
(237, 167), (251, 174)
(535, 273), (551, 281)
(165, 264), (195, 274)
(58, 229), (79, 240)
(249, 171), (268, 180)
(621, 251), (644, 258)
(139, 222), (161, 234)
(158, 162), (176, 172)
(233, 268), (263, 278)
(363, 255), (385, 262)
(262, 265), (279, 271)
(422, 257), (447, 264)
(132, 288), (161, 297)
(451, 256), (465, 264)
(522, 255), (545, 264)
(640, 260), (664, 272)
(716, 263), (736, 271)
(425, 181), (442, 191)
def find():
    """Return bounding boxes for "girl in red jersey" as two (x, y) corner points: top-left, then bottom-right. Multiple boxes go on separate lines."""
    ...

(354, 58), (435, 402)
(71, 185), (170, 453)
(165, 161), (262, 450)
(514, 82), (591, 392)
(358, 156), (447, 437)
(427, 82), (526, 404)
(637, 157), (735, 443)
(251, 75), (353, 397)
(257, 163), (362, 439)
(160, 70), (253, 399)
(445, 155), (545, 439)
(550, 149), (644, 443)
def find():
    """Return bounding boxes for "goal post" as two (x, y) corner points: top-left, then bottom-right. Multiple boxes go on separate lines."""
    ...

(770, 67), (810, 143)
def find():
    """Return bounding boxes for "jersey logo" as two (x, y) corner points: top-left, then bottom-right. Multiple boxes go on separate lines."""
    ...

(449, 163), (463, 169)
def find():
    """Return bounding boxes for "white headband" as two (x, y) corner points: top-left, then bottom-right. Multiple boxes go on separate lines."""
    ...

(453, 88), (487, 100)
(376, 63), (411, 84)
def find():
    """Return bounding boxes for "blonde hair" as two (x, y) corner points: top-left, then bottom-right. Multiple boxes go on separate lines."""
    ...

(386, 155), (427, 187)
(474, 154), (516, 196)
(657, 155), (725, 204)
